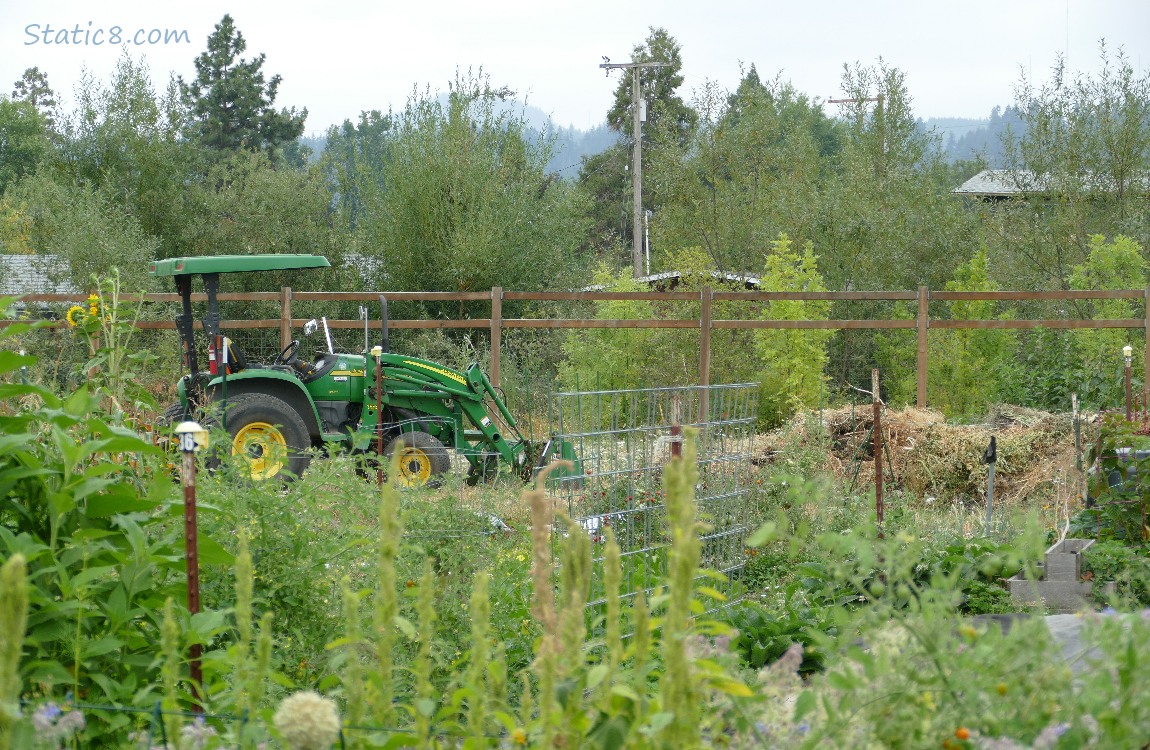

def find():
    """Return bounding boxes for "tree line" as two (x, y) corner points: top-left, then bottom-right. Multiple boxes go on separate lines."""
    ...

(1, 20), (1149, 419)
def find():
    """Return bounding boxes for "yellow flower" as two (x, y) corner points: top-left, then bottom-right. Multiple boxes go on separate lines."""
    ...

(273, 690), (341, 750)
(511, 728), (528, 745)
(65, 305), (85, 328)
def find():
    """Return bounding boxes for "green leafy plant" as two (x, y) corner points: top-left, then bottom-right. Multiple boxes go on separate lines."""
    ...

(0, 299), (192, 746)
(1082, 539), (1150, 607)
(1078, 412), (1150, 542)
(755, 234), (833, 428)
(725, 598), (835, 674)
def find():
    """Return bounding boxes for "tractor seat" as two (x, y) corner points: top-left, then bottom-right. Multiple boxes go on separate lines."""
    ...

(223, 338), (248, 374)
(294, 353), (340, 383)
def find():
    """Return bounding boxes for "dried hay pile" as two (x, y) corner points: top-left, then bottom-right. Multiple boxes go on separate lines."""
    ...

(756, 404), (1083, 505)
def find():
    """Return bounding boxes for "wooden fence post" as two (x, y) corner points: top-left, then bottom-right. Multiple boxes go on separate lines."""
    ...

(1144, 285), (1149, 411)
(916, 285), (929, 409)
(699, 286), (713, 423)
(280, 286), (292, 350)
(873, 368), (884, 538)
(490, 286), (503, 388)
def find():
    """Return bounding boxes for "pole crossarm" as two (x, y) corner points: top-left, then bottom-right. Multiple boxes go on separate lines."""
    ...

(598, 58), (667, 277)
(599, 61), (666, 72)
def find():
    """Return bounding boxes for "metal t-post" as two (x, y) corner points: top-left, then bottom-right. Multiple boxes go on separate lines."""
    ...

(175, 422), (205, 711)
(984, 436), (997, 535)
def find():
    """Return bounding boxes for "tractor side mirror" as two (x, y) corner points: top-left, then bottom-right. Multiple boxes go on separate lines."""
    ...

(304, 319), (318, 336)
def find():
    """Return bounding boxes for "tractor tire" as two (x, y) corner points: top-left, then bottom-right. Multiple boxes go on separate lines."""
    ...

(385, 431), (450, 487)
(217, 393), (312, 481)
(157, 401), (189, 428)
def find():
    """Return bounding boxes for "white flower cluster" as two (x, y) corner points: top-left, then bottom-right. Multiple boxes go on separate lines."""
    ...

(273, 690), (342, 750)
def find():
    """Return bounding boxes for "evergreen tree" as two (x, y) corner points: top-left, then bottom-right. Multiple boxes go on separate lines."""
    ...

(11, 67), (57, 131)
(179, 14), (307, 157)
(606, 27), (696, 144)
(581, 27), (695, 262)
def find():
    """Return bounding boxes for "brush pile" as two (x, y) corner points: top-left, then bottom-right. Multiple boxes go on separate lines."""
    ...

(756, 404), (1084, 505)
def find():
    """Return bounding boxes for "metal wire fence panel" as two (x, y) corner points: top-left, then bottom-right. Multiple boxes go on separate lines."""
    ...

(546, 383), (759, 627)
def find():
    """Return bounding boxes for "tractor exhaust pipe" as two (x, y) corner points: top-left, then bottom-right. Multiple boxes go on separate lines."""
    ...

(379, 294), (389, 354)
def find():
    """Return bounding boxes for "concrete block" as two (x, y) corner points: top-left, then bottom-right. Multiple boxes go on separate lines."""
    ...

(1006, 539), (1111, 613)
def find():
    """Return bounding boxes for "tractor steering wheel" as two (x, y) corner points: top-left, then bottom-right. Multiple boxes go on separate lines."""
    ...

(273, 340), (301, 366)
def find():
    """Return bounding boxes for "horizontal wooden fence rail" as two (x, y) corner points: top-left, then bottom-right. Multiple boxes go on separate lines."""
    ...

(6, 285), (1150, 409)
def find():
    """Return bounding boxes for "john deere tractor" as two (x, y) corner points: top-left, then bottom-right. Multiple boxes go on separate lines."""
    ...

(151, 254), (579, 484)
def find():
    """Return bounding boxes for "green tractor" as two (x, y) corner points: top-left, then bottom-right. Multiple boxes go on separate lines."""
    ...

(151, 253), (580, 485)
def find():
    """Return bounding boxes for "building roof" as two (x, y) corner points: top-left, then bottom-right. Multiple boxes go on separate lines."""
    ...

(953, 168), (1150, 198)
(581, 269), (761, 292)
(0, 254), (78, 295)
(951, 169), (1045, 197)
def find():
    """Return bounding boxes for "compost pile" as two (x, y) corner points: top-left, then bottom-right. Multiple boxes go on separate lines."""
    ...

(756, 404), (1084, 504)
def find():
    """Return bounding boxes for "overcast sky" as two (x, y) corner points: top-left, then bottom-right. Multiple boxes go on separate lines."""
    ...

(4, 0), (1149, 136)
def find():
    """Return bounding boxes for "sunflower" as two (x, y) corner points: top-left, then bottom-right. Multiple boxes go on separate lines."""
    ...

(65, 305), (86, 328)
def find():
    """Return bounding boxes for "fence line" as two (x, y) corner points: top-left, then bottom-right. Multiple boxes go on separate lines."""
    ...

(6, 285), (1150, 408)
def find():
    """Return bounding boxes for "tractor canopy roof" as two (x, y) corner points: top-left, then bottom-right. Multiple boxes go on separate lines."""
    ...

(148, 254), (330, 277)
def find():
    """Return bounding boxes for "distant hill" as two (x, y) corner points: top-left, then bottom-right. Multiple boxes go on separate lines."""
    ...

(538, 123), (619, 177)
(918, 106), (1026, 166)
(303, 101), (1020, 173)
(299, 100), (619, 178)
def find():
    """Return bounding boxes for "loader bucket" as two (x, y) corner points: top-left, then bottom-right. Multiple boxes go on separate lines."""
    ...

(535, 437), (584, 489)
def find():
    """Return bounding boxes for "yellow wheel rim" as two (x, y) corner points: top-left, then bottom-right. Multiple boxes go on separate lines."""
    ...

(396, 447), (433, 486)
(232, 421), (287, 480)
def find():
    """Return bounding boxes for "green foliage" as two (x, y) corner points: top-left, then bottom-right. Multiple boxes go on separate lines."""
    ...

(725, 598), (834, 674)
(817, 60), (973, 293)
(0, 554), (27, 750)
(178, 151), (344, 267)
(55, 53), (193, 251)
(1078, 413), (1150, 544)
(320, 109), (392, 233)
(576, 143), (631, 261)
(560, 237), (834, 423)
(1082, 539), (1150, 607)
(0, 99), (50, 194)
(0, 308), (184, 745)
(649, 77), (831, 274)
(1001, 42), (1150, 282)
(755, 234), (832, 427)
(1068, 234), (1147, 384)
(929, 246), (1016, 418)
(179, 14), (307, 157)
(559, 268), (694, 391)
(65, 273), (158, 416)
(339, 71), (589, 320)
(10, 174), (160, 292)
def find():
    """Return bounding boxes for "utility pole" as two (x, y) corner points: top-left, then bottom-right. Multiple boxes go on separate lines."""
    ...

(828, 94), (885, 179)
(601, 58), (665, 277)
